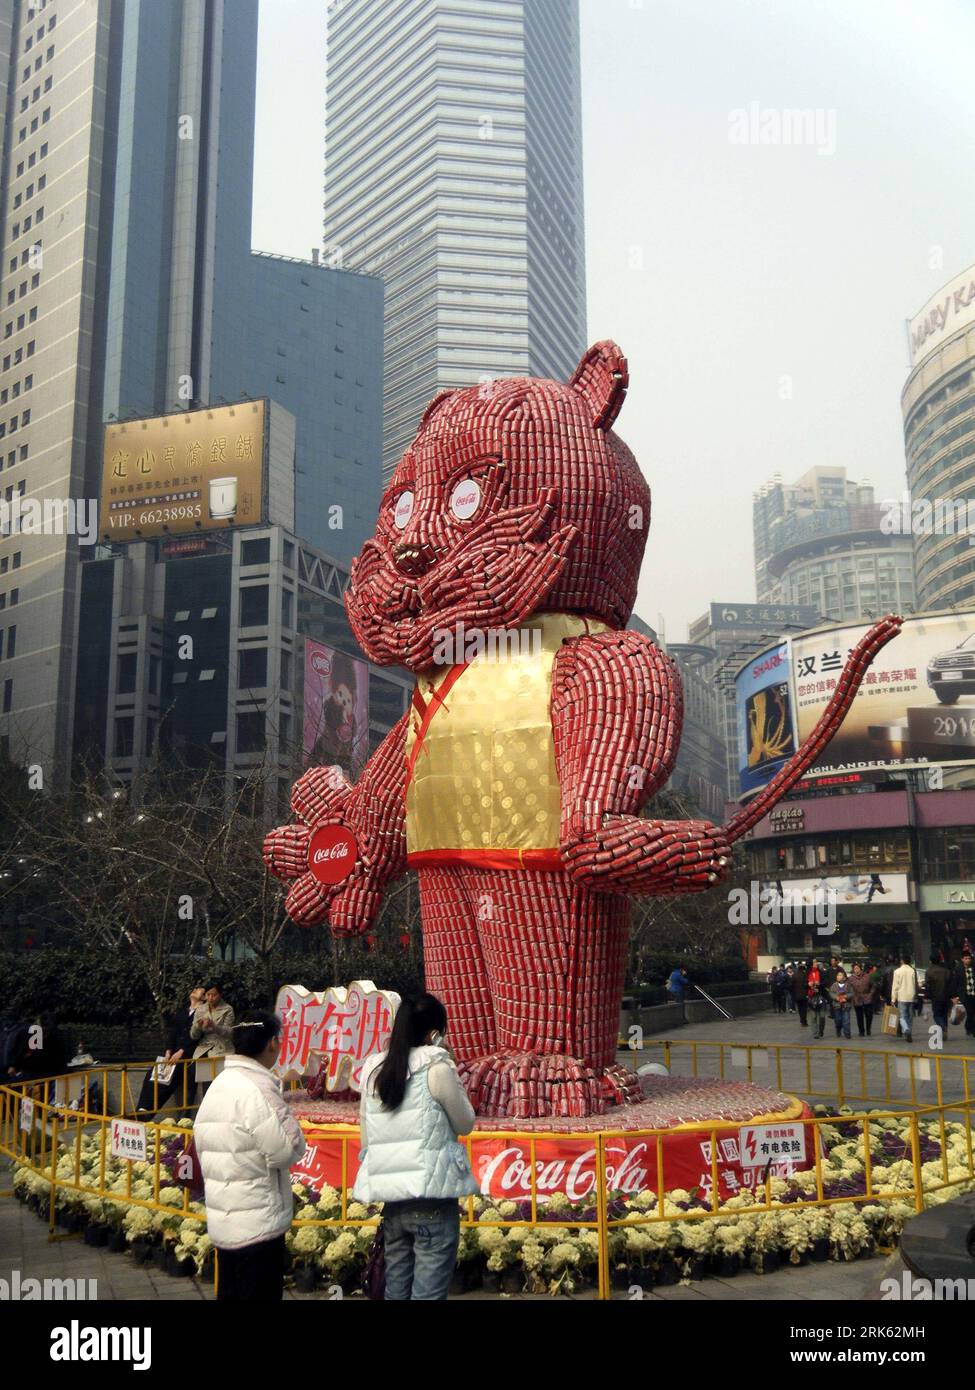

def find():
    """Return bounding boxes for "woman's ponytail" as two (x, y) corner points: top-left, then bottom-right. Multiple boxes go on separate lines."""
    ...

(374, 992), (447, 1111)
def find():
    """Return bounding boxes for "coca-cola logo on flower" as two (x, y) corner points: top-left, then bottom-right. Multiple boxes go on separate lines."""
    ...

(310, 651), (332, 677)
(307, 825), (357, 885)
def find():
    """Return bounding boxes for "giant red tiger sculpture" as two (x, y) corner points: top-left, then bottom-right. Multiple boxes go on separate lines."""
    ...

(263, 342), (900, 1119)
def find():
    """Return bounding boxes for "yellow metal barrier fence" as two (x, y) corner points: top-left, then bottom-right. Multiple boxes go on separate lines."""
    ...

(3, 1042), (974, 1300)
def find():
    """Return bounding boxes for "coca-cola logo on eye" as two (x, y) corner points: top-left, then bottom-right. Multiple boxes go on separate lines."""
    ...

(393, 490), (414, 530)
(307, 825), (357, 886)
(450, 477), (481, 520)
(310, 652), (332, 677)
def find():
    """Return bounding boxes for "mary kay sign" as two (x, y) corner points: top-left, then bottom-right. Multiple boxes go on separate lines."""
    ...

(909, 262), (975, 367)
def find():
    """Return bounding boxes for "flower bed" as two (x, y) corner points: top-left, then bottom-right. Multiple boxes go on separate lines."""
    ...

(10, 1107), (975, 1296)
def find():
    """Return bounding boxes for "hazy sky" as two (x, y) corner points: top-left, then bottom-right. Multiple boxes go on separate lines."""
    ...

(253, 0), (975, 639)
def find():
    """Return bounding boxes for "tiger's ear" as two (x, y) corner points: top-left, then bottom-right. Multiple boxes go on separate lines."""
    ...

(418, 388), (458, 430)
(568, 341), (628, 430)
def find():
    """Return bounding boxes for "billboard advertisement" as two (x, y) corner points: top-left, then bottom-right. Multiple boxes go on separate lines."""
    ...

(99, 399), (267, 542)
(793, 611), (975, 774)
(736, 642), (796, 795)
(758, 874), (910, 909)
(909, 262), (975, 368)
(303, 640), (369, 770)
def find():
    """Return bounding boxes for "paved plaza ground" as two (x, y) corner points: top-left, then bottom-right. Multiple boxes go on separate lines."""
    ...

(4, 1007), (967, 1302)
(0, 1176), (895, 1302)
(617, 1002), (975, 1114)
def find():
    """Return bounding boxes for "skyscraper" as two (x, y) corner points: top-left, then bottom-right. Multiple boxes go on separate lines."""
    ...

(324, 0), (588, 476)
(903, 261), (975, 612)
(753, 467), (915, 622)
(0, 0), (383, 778)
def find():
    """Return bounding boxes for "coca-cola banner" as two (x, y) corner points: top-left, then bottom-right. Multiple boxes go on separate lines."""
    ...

(274, 982), (399, 1091)
(303, 640), (369, 770)
(293, 1118), (814, 1204)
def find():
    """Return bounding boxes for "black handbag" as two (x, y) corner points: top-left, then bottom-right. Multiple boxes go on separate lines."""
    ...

(362, 1222), (385, 1301)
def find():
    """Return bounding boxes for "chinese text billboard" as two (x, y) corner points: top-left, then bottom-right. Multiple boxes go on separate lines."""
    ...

(99, 399), (266, 541)
(793, 611), (975, 773)
(303, 639), (369, 769)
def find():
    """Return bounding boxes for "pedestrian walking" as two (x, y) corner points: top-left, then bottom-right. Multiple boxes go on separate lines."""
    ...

(880, 955), (896, 1006)
(194, 1012), (306, 1301)
(924, 953), (957, 1038)
(955, 951), (975, 1038)
(829, 969), (853, 1039)
(352, 992), (478, 1301)
(807, 959), (829, 1039)
(891, 954), (918, 1043)
(792, 961), (809, 1026)
(666, 964), (691, 1004)
(784, 965), (797, 1012)
(849, 962), (877, 1037)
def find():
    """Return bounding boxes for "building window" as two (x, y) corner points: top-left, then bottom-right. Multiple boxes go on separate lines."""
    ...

(241, 537), (270, 566)
(6, 626), (15, 660)
(238, 647), (268, 687)
(281, 588), (293, 629)
(239, 586), (268, 627)
(114, 717), (134, 758)
(280, 649), (292, 692)
(236, 711), (265, 753)
(117, 652), (137, 694)
(3, 679), (11, 713)
(10, 589), (18, 606)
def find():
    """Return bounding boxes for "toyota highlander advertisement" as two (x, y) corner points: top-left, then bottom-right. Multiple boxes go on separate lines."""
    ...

(791, 610), (975, 774)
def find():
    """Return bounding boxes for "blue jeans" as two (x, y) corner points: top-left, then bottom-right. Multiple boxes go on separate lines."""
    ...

(834, 1005), (851, 1038)
(383, 1198), (460, 1301)
(897, 1002), (914, 1038)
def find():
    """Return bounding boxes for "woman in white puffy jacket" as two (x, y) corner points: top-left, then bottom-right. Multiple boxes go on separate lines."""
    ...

(353, 992), (478, 1300)
(194, 1012), (306, 1300)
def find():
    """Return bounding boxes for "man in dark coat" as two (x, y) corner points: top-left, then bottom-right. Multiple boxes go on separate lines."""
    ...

(954, 951), (975, 1038)
(792, 962), (809, 1027)
(136, 986), (205, 1116)
(924, 953), (957, 1036)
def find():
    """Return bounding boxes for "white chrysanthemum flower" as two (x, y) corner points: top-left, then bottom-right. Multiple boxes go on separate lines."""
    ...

(291, 1225), (322, 1256)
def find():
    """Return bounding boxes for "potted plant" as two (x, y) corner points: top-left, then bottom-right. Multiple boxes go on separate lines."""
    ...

(166, 1245), (196, 1277)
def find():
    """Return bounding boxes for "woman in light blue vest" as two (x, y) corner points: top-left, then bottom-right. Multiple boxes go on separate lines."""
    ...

(353, 993), (478, 1300)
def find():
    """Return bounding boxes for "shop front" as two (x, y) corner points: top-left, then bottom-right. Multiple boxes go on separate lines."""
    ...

(920, 883), (975, 960)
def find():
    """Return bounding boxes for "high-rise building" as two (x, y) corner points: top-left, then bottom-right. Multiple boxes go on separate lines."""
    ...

(902, 261), (975, 611)
(0, 0), (383, 778)
(324, 0), (588, 476)
(753, 467), (915, 622)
